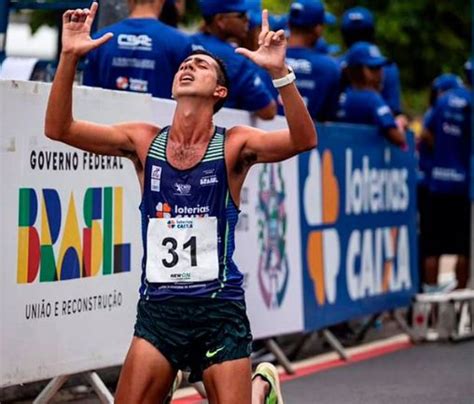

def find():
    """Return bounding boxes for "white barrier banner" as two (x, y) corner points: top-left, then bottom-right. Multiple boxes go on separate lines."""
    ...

(0, 81), (149, 386)
(1, 81), (304, 387)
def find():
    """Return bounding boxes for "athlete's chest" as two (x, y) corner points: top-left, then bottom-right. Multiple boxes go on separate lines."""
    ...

(167, 143), (208, 170)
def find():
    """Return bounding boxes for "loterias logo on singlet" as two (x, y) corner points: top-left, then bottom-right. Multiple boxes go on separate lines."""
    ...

(155, 202), (210, 218)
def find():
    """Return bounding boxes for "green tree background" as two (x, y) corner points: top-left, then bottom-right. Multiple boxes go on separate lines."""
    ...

(25, 0), (472, 114)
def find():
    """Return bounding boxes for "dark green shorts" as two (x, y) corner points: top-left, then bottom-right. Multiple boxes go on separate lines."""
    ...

(133, 298), (253, 382)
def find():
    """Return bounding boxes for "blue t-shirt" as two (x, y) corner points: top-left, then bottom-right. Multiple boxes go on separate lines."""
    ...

(336, 88), (397, 133)
(381, 62), (402, 115)
(417, 109), (434, 187)
(425, 87), (472, 195)
(83, 18), (192, 98)
(191, 33), (273, 112)
(285, 47), (340, 121)
(339, 53), (402, 115)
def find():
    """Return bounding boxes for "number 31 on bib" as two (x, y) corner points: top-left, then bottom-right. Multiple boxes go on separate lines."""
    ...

(146, 217), (220, 283)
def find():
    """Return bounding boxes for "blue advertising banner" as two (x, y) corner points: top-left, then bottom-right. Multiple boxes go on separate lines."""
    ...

(299, 124), (419, 331)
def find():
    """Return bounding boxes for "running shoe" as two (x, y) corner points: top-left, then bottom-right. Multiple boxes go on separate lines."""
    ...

(164, 370), (183, 404)
(253, 362), (284, 404)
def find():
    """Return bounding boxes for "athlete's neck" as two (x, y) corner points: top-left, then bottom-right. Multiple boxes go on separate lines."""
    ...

(170, 100), (215, 145)
(129, 4), (162, 19)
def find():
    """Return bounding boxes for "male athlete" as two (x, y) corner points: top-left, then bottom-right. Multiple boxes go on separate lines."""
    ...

(45, 3), (316, 403)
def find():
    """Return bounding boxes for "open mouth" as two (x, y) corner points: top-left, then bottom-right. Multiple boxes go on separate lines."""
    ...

(180, 74), (194, 83)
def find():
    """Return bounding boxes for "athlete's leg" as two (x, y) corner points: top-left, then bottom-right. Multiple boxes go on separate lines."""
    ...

(202, 357), (252, 404)
(252, 375), (271, 403)
(115, 336), (177, 404)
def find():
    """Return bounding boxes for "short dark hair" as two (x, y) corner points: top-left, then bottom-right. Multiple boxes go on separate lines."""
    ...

(189, 49), (230, 113)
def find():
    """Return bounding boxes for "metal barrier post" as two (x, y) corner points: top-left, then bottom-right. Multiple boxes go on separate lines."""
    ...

(321, 329), (349, 360)
(84, 371), (114, 404)
(265, 338), (295, 374)
(32, 375), (70, 404)
(32, 371), (114, 403)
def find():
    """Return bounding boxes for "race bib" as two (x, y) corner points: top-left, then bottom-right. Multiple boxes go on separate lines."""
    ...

(146, 217), (219, 283)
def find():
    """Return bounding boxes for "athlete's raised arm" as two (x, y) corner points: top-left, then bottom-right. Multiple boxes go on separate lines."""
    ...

(44, 2), (157, 157)
(234, 9), (317, 163)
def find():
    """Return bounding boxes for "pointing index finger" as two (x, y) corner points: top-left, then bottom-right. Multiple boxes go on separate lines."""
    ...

(261, 9), (269, 33)
(85, 2), (98, 26)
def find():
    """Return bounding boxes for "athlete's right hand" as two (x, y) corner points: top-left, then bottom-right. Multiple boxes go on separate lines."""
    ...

(61, 2), (113, 57)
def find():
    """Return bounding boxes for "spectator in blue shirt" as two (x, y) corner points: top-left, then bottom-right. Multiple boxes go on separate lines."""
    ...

(422, 74), (472, 290)
(285, 0), (341, 121)
(191, 0), (276, 119)
(417, 73), (464, 290)
(336, 41), (405, 146)
(340, 7), (403, 119)
(83, 0), (192, 99)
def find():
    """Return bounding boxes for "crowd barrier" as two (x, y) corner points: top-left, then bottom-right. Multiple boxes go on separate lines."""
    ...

(0, 80), (418, 388)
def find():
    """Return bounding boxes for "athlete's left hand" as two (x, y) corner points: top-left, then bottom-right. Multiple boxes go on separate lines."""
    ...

(235, 10), (287, 78)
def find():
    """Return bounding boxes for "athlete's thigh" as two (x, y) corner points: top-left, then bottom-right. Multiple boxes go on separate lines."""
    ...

(115, 336), (176, 404)
(202, 357), (252, 404)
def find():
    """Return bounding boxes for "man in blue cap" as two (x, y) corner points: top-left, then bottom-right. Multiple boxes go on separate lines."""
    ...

(336, 41), (406, 146)
(83, 0), (192, 99)
(191, 0), (276, 119)
(341, 6), (403, 120)
(285, 0), (341, 121)
(417, 73), (465, 292)
(421, 66), (472, 291)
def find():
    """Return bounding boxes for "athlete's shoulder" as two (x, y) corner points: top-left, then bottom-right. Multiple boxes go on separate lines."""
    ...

(224, 125), (260, 143)
(117, 121), (160, 143)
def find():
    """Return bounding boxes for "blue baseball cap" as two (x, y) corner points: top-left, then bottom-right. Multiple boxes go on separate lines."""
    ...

(246, 0), (261, 12)
(346, 41), (387, 68)
(249, 11), (289, 31)
(199, 0), (248, 17)
(289, 0), (325, 27)
(432, 73), (463, 93)
(341, 7), (374, 32)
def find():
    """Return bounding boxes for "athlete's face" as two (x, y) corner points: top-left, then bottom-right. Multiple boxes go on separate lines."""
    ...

(172, 55), (227, 102)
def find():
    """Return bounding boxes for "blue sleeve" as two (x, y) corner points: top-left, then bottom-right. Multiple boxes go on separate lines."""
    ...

(372, 94), (397, 131)
(381, 63), (402, 115)
(233, 61), (273, 111)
